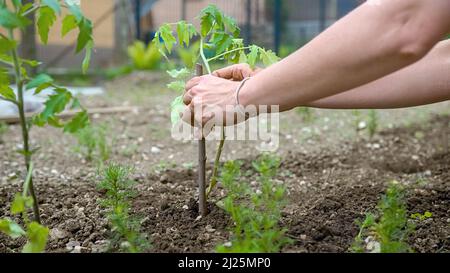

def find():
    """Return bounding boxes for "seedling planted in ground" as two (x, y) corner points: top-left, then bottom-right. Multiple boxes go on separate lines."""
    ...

(351, 182), (415, 253)
(154, 4), (280, 215)
(74, 123), (112, 163)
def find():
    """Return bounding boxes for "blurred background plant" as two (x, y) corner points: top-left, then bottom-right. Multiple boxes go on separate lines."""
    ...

(127, 41), (162, 70)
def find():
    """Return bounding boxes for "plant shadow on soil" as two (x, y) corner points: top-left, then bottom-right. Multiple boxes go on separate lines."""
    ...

(0, 115), (448, 253)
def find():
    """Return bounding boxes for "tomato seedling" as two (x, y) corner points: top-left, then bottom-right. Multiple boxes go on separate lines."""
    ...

(153, 4), (280, 215)
(0, 0), (93, 223)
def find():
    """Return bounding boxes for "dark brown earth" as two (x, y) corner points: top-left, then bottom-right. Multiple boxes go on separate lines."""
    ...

(1, 113), (448, 253)
(0, 73), (448, 253)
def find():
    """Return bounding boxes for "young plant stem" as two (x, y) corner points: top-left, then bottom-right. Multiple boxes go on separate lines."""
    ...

(206, 128), (225, 198)
(196, 63), (208, 216)
(8, 29), (41, 224)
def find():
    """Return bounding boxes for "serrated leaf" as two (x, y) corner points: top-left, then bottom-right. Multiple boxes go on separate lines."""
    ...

(64, 110), (89, 133)
(37, 6), (56, 44)
(167, 81), (185, 92)
(40, 89), (72, 121)
(82, 40), (93, 74)
(61, 14), (77, 37)
(259, 48), (280, 67)
(0, 218), (26, 239)
(0, 85), (16, 101)
(200, 15), (213, 37)
(167, 68), (190, 79)
(22, 222), (49, 253)
(0, 7), (30, 29)
(247, 45), (259, 68)
(76, 18), (93, 53)
(26, 73), (53, 90)
(170, 95), (185, 125)
(43, 0), (61, 14)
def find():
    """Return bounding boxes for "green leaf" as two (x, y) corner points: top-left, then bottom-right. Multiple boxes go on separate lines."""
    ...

(215, 33), (233, 55)
(82, 41), (93, 74)
(158, 24), (176, 53)
(11, 193), (33, 215)
(34, 82), (53, 94)
(224, 15), (240, 37)
(247, 45), (259, 68)
(22, 222), (49, 253)
(65, 0), (83, 22)
(170, 95), (185, 125)
(64, 110), (89, 133)
(0, 85), (16, 101)
(167, 68), (190, 79)
(0, 36), (17, 54)
(37, 6), (57, 44)
(43, 0), (61, 14)
(167, 81), (185, 92)
(40, 88), (72, 121)
(176, 21), (187, 47)
(0, 218), (26, 239)
(61, 14), (78, 37)
(0, 7), (30, 29)
(26, 73), (54, 90)
(76, 18), (93, 53)
(259, 48), (280, 67)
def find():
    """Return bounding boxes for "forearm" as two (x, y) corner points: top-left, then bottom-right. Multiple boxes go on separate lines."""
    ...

(239, 0), (450, 111)
(307, 40), (450, 109)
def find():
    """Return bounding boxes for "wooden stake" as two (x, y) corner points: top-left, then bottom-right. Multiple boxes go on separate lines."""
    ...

(196, 63), (208, 217)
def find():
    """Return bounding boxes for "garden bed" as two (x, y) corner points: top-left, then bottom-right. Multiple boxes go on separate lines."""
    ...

(1, 94), (448, 252)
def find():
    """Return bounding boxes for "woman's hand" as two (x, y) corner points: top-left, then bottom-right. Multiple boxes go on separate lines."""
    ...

(182, 75), (243, 128)
(212, 63), (262, 81)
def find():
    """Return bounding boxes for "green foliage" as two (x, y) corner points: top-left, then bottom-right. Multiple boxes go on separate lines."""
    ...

(0, 121), (7, 143)
(351, 182), (415, 253)
(368, 110), (378, 138)
(127, 41), (161, 70)
(0, 163), (49, 253)
(98, 163), (150, 253)
(153, 4), (280, 129)
(73, 123), (111, 163)
(216, 154), (291, 253)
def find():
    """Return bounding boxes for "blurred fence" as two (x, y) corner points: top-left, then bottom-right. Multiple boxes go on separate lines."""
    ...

(138, 0), (365, 56)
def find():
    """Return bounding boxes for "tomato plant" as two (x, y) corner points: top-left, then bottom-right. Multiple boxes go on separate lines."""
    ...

(153, 5), (280, 215)
(0, 0), (93, 227)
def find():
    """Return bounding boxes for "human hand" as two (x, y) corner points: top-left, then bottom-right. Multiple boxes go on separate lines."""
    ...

(182, 75), (251, 130)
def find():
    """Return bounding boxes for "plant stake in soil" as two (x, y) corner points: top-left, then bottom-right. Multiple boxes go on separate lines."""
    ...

(196, 64), (208, 216)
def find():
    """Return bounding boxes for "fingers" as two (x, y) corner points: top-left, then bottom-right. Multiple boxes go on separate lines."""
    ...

(213, 64), (252, 81)
(185, 76), (201, 92)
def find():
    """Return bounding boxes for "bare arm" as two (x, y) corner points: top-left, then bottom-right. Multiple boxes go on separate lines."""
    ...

(238, 0), (450, 111)
(307, 40), (450, 109)
(184, 0), (450, 125)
